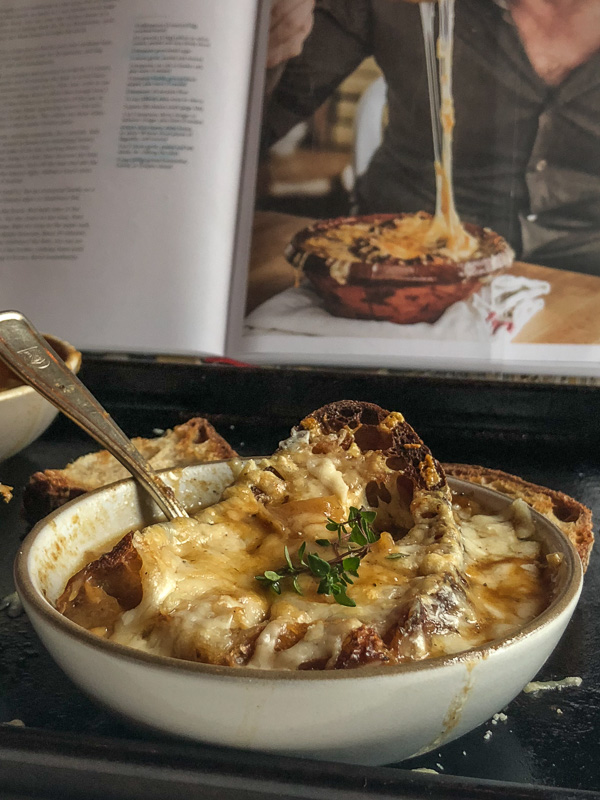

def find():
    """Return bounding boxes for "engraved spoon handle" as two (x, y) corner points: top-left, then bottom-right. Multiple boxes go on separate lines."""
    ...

(0, 310), (188, 520)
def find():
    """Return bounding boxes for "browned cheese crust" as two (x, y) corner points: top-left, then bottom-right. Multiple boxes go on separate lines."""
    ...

(58, 401), (469, 667)
(22, 417), (237, 526)
(444, 463), (594, 571)
(298, 400), (446, 493)
(55, 404), (591, 669)
(286, 214), (513, 282)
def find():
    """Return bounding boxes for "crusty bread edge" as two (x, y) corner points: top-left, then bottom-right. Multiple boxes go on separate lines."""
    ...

(22, 417), (237, 527)
(444, 462), (594, 572)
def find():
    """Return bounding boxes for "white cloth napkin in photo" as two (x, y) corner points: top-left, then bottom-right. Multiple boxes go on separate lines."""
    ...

(244, 274), (550, 343)
(471, 274), (550, 337)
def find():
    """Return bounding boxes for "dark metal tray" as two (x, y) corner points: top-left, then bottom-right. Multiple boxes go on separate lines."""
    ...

(1, 358), (599, 797)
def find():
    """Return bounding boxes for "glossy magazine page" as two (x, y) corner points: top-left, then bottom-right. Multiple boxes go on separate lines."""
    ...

(235, 0), (600, 377)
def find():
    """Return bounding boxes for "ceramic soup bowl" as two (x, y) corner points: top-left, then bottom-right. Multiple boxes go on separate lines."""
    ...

(15, 462), (582, 765)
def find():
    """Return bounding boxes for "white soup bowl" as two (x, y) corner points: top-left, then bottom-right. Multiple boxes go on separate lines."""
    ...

(14, 463), (583, 765)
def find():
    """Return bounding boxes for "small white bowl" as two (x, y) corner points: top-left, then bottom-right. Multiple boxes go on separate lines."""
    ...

(0, 334), (81, 462)
(14, 464), (583, 765)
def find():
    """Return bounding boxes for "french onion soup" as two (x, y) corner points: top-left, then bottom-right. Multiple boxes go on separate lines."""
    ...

(56, 402), (560, 671)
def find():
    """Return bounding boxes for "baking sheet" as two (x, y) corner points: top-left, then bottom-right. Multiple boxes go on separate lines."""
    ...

(1, 359), (599, 796)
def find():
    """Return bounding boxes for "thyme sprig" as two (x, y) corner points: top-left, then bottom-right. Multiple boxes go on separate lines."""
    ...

(325, 506), (377, 550)
(255, 507), (378, 607)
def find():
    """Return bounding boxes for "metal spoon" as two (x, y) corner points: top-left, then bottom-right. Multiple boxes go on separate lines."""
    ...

(0, 310), (188, 520)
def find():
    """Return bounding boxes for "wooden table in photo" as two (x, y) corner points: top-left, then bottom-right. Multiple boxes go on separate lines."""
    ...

(248, 211), (600, 345)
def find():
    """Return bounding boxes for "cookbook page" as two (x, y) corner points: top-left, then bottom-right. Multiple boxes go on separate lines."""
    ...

(232, 0), (600, 378)
(0, 0), (267, 355)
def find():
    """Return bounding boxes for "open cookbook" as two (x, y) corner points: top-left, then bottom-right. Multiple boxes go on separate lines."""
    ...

(1, 0), (599, 378)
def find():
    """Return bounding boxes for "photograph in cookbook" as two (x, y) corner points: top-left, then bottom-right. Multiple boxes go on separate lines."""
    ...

(239, 0), (600, 377)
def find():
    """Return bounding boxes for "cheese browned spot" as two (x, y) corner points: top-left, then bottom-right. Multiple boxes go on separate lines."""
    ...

(57, 402), (556, 671)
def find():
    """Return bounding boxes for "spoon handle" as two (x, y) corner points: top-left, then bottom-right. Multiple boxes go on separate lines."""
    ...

(0, 310), (188, 520)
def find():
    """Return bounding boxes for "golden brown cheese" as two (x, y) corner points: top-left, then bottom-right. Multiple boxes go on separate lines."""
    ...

(59, 433), (554, 670)
(303, 214), (481, 274)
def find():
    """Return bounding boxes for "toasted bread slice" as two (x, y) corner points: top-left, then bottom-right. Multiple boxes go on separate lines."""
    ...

(23, 417), (236, 525)
(444, 463), (594, 571)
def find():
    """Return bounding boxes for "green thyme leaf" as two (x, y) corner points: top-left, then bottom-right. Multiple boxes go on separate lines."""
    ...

(255, 507), (379, 606)
(342, 556), (361, 573)
(333, 588), (356, 607)
(284, 546), (295, 572)
(349, 528), (367, 546)
(297, 541), (307, 565)
(386, 553), (408, 560)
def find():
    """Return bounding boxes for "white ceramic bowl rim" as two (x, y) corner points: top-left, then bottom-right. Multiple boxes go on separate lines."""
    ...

(15, 468), (584, 683)
(0, 334), (81, 402)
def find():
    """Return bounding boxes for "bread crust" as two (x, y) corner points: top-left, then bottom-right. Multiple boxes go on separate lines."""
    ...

(298, 401), (471, 666)
(444, 463), (594, 571)
(298, 400), (446, 493)
(22, 417), (237, 526)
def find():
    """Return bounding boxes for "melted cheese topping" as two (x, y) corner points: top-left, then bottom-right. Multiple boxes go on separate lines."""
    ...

(65, 434), (554, 671)
(304, 213), (480, 273)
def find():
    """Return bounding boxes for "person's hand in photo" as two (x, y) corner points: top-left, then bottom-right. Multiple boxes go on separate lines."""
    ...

(267, 0), (315, 69)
